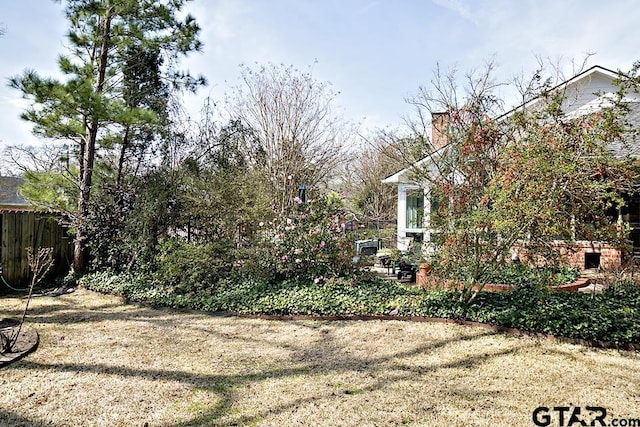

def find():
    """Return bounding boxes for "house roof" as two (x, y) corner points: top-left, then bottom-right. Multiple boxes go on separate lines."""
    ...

(555, 65), (619, 87)
(0, 176), (31, 209)
(383, 65), (640, 184)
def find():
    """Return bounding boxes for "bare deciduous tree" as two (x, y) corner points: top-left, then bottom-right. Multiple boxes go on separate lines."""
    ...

(343, 132), (404, 231)
(225, 63), (351, 211)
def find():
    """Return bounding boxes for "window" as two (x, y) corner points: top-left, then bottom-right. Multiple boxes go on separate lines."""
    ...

(406, 190), (424, 229)
(584, 252), (601, 269)
(623, 194), (640, 226)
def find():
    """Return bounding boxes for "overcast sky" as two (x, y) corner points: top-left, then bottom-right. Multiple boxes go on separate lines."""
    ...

(0, 0), (639, 151)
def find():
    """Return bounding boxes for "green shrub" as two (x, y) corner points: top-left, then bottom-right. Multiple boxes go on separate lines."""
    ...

(153, 239), (235, 294)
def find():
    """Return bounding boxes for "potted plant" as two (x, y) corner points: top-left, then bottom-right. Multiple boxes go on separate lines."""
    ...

(418, 243), (435, 276)
(418, 261), (432, 276)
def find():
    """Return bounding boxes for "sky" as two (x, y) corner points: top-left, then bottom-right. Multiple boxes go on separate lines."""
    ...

(0, 0), (639, 152)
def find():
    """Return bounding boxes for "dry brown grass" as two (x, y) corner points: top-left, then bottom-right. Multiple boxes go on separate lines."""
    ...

(1, 288), (639, 426)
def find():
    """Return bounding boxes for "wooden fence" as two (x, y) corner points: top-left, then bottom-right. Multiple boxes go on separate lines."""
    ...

(0, 211), (72, 291)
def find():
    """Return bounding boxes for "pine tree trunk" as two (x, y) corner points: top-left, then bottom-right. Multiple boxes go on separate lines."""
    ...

(73, 8), (113, 275)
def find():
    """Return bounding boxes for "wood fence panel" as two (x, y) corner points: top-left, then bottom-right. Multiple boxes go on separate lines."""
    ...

(0, 212), (72, 291)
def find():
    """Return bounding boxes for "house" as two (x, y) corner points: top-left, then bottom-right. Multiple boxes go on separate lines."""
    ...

(383, 65), (640, 270)
(0, 176), (72, 290)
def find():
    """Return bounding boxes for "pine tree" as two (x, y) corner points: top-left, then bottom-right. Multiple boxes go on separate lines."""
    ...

(10, 0), (205, 274)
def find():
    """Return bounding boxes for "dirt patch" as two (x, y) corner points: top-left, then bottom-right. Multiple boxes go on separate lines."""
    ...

(0, 319), (39, 367)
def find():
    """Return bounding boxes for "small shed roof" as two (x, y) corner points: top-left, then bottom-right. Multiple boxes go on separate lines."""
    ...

(0, 176), (31, 210)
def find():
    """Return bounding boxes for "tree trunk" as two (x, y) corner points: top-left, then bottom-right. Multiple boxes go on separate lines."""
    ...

(73, 236), (86, 274)
(116, 126), (130, 191)
(73, 9), (113, 275)
(74, 129), (97, 274)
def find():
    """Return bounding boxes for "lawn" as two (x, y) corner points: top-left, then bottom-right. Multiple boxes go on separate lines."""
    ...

(1, 288), (639, 426)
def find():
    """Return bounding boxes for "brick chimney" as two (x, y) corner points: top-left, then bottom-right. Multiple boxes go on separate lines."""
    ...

(431, 112), (450, 151)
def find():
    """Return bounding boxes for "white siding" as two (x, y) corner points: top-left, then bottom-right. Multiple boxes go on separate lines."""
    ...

(561, 72), (619, 112)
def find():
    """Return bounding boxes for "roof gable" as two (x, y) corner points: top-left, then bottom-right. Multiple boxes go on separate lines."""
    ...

(506, 65), (624, 118)
(381, 145), (448, 184)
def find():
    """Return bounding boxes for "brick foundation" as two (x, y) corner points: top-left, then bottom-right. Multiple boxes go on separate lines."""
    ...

(556, 241), (621, 270)
(511, 241), (622, 270)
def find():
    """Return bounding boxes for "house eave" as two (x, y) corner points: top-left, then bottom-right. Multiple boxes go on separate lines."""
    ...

(0, 206), (36, 212)
(499, 65), (624, 120)
(381, 145), (448, 185)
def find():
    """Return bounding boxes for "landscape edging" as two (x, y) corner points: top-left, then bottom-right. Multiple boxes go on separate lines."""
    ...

(416, 274), (591, 292)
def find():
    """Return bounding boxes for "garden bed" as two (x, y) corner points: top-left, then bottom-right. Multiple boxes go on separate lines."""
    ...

(0, 318), (39, 367)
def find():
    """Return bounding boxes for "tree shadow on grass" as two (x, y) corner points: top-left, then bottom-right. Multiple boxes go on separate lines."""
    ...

(11, 325), (530, 426)
(1, 293), (199, 327)
(2, 288), (542, 425)
(0, 407), (49, 427)
(171, 340), (529, 426)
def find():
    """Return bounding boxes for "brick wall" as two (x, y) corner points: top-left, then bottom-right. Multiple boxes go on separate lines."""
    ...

(513, 241), (622, 270)
(556, 241), (621, 270)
